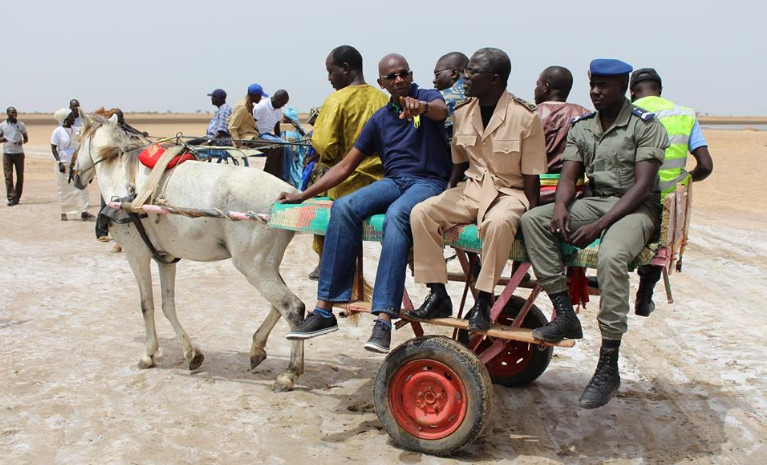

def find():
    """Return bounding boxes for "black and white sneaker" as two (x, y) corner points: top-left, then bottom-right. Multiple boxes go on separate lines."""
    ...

(364, 320), (391, 354)
(286, 311), (338, 340)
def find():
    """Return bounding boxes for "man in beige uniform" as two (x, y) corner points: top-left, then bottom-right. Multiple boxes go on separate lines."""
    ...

(227, 83), (267, 148)
(407, 47), (547, 331)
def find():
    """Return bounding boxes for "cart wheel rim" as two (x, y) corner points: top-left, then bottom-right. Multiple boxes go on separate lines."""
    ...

(389, 359), (468, 440)
(482, 339), (535, 377)
(476, 310), (535, 378)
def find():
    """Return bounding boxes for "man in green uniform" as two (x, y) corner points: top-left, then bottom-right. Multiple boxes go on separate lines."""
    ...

(520, 59), (668, 409)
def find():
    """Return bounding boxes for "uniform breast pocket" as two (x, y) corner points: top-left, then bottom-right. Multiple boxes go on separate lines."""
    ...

(591, 150), (620, 191)
(454, 134), (476, 148)
(491, 139), (521, 176)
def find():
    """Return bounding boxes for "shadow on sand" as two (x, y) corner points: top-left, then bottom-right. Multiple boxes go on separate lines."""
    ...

(134, 336), (739, 462)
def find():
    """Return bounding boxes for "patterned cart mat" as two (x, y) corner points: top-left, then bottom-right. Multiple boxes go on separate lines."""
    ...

(268, 198), (661, 269)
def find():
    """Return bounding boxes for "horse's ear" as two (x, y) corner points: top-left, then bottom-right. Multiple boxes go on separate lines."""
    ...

(80, 110), (92, 130)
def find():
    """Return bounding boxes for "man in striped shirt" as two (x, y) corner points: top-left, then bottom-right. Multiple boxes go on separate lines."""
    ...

(206, 88), (232, 140)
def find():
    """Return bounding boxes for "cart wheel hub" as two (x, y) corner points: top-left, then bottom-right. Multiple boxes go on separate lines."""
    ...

(389, 360), (468, 440)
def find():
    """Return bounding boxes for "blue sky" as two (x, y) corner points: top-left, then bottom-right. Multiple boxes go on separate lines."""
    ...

(3, 0), (763, 115)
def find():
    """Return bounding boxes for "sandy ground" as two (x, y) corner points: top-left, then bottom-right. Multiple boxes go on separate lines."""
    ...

(1, 123), (766, 464)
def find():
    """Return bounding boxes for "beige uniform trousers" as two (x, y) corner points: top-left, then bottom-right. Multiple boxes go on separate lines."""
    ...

(411, 183), (526, 293)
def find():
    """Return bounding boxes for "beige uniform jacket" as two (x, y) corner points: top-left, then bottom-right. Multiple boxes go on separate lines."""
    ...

(452, 91), (547, 222)
(227, 98), (259, 142)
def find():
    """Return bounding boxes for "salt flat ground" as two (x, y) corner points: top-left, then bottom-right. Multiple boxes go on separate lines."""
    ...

(1, 127), (765, 464)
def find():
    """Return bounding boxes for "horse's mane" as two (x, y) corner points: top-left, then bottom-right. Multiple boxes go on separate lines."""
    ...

(82, 115), (150, 162)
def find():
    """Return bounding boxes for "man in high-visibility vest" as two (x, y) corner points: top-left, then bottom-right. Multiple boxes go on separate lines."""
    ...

(630, 68), (713, 316)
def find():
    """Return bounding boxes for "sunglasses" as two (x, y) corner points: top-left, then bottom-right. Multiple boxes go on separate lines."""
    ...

(433, 67), (455, 78)
(380, 70), (412, 81)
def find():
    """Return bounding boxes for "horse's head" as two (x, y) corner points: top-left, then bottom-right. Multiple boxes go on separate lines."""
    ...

(70, 111), (137, 190)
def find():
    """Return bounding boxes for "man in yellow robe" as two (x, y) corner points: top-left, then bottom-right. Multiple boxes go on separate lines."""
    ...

(307, 45), (387, 278)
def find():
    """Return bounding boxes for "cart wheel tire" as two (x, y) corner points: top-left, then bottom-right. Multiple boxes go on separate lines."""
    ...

(374, 335), (492, 456)
(476, 295), (553, 387)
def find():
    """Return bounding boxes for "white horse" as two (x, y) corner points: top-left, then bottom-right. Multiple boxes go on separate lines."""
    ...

(71, 113), (306, 391)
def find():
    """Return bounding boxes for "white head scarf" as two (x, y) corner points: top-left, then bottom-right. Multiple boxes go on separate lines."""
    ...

(54, 108), (72, 125)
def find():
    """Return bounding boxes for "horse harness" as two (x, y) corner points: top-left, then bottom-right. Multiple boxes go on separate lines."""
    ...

(128, 209), (182, 265)
(89, 139), (192, 265)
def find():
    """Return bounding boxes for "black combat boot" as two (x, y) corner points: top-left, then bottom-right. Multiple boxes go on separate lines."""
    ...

(578, 341), (621, 409)
(635, 265), (661, 317)
(532, 291), (583, 342)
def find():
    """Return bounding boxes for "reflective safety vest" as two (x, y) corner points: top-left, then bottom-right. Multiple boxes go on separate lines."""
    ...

(633, 96), (696, 198)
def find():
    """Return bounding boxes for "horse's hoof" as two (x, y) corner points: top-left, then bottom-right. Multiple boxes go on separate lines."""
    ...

(273, 373), (295, 392)
(188, 351), (205, 371)
(250, 350), (267, 369)
(139, 355), (155, 369)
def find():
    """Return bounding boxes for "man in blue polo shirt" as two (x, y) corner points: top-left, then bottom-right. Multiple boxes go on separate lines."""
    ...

(278, 53), (451, 353)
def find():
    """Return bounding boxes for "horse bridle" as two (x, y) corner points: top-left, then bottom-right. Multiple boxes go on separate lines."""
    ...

(68, 135), (98, 184)
(68, 129), (154, 184)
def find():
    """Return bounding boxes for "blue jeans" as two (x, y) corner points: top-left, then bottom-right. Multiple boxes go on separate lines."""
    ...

(318, 176), (446, 318)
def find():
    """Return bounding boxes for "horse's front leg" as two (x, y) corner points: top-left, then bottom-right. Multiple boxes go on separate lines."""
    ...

(250, 306), (281, 370)
(158, 262), (204, 370)
(125, 252), (158, 369)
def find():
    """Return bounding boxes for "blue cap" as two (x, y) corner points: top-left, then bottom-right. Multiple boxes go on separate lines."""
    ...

(589, 59), (633, 77)
(247, 83), (269, 97)
(207, 88), (227, 99)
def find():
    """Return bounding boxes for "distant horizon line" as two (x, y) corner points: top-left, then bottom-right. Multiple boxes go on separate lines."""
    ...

(9, 111), (767, 123)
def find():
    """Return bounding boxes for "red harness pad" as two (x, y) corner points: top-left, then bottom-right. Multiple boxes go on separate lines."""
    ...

(138, 144), (195, 169)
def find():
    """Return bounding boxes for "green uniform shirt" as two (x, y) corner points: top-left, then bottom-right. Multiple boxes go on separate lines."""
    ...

(562, 98), (668, 199)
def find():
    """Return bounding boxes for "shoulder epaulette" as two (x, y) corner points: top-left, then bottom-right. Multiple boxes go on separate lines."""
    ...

(512, 94), (536, 112)
(453, 97), (474, 112)
(571, 112), (597, 124)
(631, 106), (655, 121)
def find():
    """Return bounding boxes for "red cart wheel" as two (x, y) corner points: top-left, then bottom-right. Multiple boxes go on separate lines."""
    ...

(389, 359), (467, 440)
(474, 295), (553, 387)
(374, 336), (492, 456)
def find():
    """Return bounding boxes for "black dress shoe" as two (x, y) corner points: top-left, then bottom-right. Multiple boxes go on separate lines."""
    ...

(405, 291), (452, 321)
(467, 299), (491, 332)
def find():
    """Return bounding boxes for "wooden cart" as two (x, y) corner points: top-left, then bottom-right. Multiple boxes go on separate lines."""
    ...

(266, 182), (693, 456)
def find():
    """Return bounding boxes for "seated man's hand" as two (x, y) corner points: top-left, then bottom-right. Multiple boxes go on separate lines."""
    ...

(569, 222), (603, 249)
(278, 192), (303, 204)
(550, 205), (571, 241)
